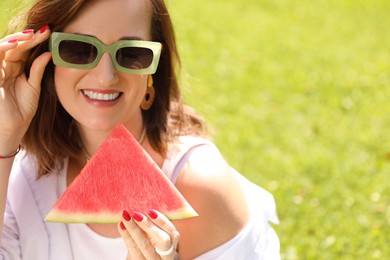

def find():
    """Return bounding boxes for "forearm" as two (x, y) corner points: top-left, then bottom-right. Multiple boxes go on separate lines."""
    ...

(0, 148), (17, 241)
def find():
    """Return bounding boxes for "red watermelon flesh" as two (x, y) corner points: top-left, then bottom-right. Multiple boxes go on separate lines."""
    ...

(45, 124), (198, 223)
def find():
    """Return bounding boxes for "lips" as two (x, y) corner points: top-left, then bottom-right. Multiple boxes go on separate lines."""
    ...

(82, 90), (122, 101)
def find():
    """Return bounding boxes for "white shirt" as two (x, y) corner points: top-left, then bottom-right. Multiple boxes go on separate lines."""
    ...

(58, 172), (128, 260)
(68, 224), (127, 260)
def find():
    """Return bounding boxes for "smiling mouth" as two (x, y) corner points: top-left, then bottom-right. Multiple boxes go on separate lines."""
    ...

(82, 90), (122, 101)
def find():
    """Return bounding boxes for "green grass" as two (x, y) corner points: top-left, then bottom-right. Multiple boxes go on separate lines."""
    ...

(169, 0), (390, 259)
(2, 0), (390, 258)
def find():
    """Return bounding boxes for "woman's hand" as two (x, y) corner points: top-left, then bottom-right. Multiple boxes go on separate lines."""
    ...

(118, 209), (179, 260)
(0, 27), (52, 151)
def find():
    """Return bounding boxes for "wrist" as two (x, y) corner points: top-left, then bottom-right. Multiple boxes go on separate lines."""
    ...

(0, 145), (21, 159)
(0, 133), (24, 155)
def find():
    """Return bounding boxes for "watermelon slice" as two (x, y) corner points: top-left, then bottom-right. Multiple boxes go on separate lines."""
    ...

(45, 124), (198, 223)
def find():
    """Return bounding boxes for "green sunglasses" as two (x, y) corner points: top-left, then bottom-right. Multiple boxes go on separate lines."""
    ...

(49, 32), (162, 74)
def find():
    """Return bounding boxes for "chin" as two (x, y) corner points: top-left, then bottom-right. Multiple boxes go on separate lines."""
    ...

(76, 119), (122, 132)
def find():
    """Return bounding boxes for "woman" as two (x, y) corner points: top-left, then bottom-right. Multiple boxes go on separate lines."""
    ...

(0, 0), (280, 259)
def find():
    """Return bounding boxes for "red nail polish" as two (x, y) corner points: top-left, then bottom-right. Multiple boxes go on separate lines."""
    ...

(148, 209), (158, 219)
(120, 221), (126, 231)
(8, 39), (18, 44)
(132, 211), (144, 222)
(22, 29), (34, 34)
(122, 210), (131, 221)
(39, 25), (49, 33)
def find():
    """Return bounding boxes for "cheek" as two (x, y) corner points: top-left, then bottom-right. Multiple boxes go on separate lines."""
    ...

(53, 67), (82, 107)
(55, 67), (68, 90)
(54, 67), (81, 93)
(123, 75), (149, 102)
(54, 67), (67, 98)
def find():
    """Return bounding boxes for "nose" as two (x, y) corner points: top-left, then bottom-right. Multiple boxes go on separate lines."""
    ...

(92, 52), (119, 86)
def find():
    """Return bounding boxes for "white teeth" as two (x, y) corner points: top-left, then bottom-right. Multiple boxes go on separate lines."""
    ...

(82, 90), (120, 101)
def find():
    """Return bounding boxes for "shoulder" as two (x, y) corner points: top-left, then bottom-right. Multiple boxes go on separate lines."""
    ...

(173, 142), (250, 259)
(9, 150), (62, 202)
(9, 150), (37, 184)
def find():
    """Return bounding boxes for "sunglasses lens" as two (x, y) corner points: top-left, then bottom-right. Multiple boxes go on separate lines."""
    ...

(59, 40), (98, 65)
(116, 47), (154, 70)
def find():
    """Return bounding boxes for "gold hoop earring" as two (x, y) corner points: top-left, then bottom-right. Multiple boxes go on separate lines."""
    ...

(140, 75), (155, 110)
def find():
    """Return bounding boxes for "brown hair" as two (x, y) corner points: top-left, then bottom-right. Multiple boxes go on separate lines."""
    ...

(17, 0), (206, 177)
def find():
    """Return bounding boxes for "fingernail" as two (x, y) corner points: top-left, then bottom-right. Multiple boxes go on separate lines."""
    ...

(122, 210), (131, 221)
(148, 209), (158, 219)
(132, 211), (144, 222)
(8, 39), (18, 44)
(22, 29), (34, 34)
(39, 25), (50, 33)
(120, 221), (126, 231)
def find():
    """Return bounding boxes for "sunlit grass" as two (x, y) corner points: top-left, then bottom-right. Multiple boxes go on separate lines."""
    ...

(169, 0), (390, 258)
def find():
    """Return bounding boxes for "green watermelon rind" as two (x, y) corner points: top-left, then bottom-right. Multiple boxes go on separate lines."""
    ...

(45, 206), (198, 223)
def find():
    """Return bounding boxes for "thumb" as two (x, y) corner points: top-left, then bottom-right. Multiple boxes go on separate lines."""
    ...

(27, 52), (52, 94)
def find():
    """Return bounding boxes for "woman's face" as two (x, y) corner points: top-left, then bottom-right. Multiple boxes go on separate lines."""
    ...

(54, 0), (153, 132)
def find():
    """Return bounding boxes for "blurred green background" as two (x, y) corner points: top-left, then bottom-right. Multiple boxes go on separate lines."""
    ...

(2, 0), (389, 259)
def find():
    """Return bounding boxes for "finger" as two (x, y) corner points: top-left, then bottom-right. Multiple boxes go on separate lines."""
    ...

(117, 222), (146, 260)
(0, 30), (35, 43)
(0, 29), (47, 85)
(0, 31), (34, 62)
(5, 26), (50, 62)
(132, 211), (175, 259)
(122, 211), (160, 260)
(147, 209), (180, 250)
(0, 30), (36, 61)
(26, 51), (52, 94)
(10, 52), (52, 117)
(0, 39), (19, 54)
(0, 40), (21, 71)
